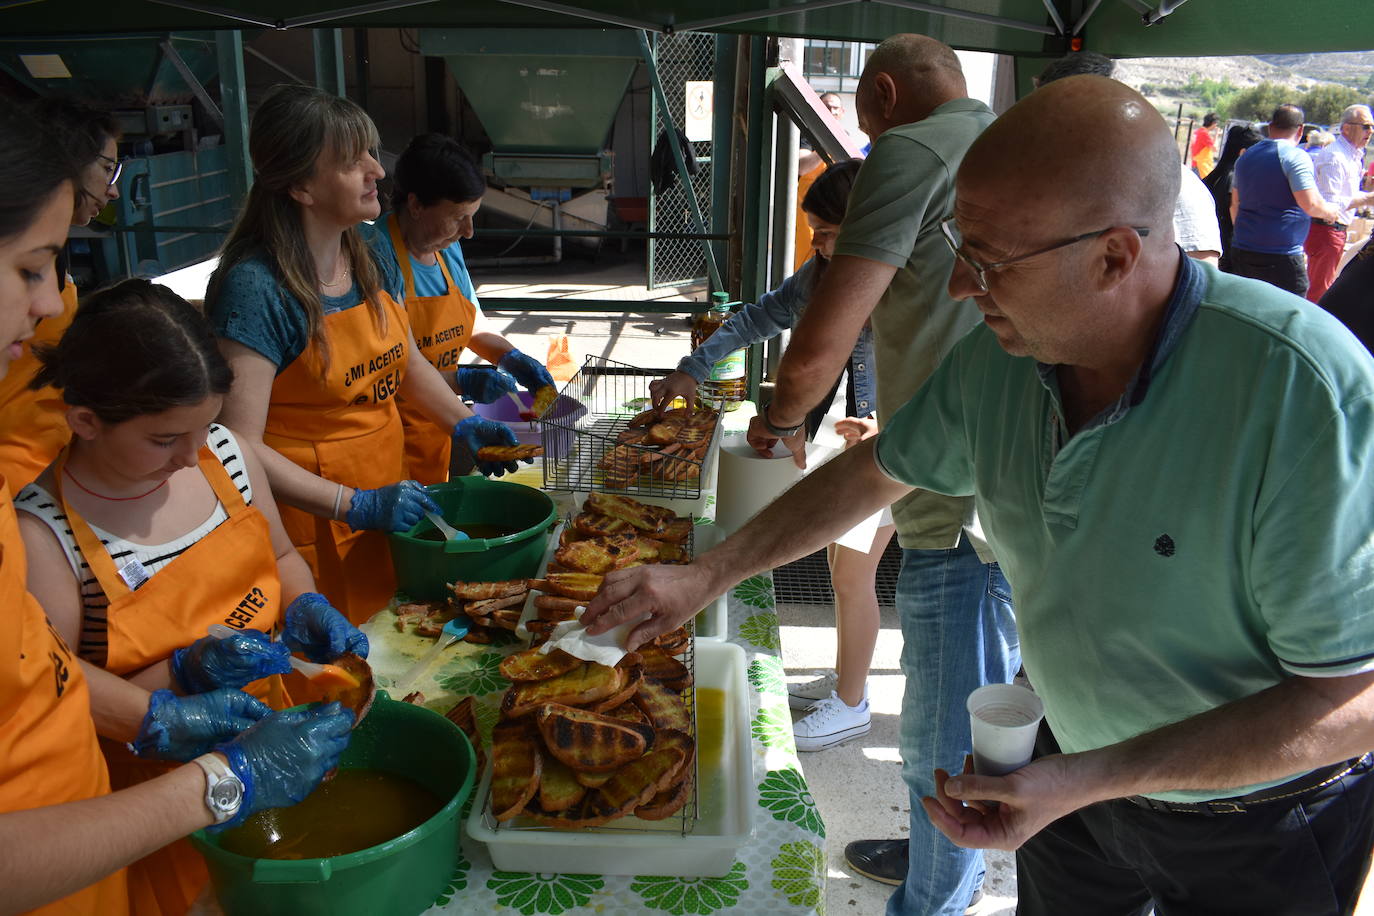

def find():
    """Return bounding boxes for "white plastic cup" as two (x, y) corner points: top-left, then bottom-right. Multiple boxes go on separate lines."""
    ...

(967, 684), (1045, 777)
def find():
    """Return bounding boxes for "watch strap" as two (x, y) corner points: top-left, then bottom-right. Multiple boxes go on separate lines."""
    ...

(760, 402), (804, 438)
(192, 753), (244, 824)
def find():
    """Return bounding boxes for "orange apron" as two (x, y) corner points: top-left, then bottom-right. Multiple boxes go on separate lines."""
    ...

(0, 472), (127, 916)
(0, 279), (77, 490)
(388, 214), (477, 485)
(54, 445), (289, 916)
(793, 162), (825, 272)
(264, 290), (410, 624)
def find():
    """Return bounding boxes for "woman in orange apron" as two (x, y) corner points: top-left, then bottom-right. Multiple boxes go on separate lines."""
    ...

(361, 133), (555, 484)
(205, 86), (522, 624)
(18, 279), (368, 916)
(0, 98), (123, 490)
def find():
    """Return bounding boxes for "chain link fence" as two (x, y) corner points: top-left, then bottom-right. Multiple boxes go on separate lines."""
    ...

(649, 31), (715, 290)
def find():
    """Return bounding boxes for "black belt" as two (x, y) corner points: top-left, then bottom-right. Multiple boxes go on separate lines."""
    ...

(1313, 218), (1349, 231)
(1124, 753), (1370, 816)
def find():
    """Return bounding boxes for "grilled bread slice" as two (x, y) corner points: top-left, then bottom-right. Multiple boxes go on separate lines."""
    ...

(533, 595), (584, 618)
(633, 676), (692, 733)
(573, 769), (615, 788)
(655, 625), (691, 656)
(655, 518), (693, 544)
(530, 572), (603, 601)
(644, 421), (683, 446)
(501, 662), (625, 718)
(648, 727), (696, 784)
(636, 770), (693, 821)
(451, 579), (529, 601)
(475, 444), (543, 462)
(590, 664), (643, 713)
(443, 695), (485, 773)
(531, 385), (559, 418)
(558, 526), (590, 548)
(535, 702), (655, 773)
(627, 408), (660, 428)
(585, 493), (674, 534)
(637, 645), (692, 691)
(553, 536), (638, 574)
(585, 747), (685, 819)
(491, 720), (542, 821)
(537, 756), (587, 813)
(571, 511), (636, 538)
(465, 592), (527, 615)
(499, 646), (580, 682)
(601, 701), (650, 727)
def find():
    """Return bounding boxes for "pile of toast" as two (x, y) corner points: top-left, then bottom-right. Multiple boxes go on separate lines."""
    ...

(489, 639), (696, 829)
(394, 579), (530, 646)
(526, 493), (694, 646)
(597, 405), (719, 489)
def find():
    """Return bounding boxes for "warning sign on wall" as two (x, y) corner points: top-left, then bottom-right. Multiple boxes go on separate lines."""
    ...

(684, 80), (713, 142)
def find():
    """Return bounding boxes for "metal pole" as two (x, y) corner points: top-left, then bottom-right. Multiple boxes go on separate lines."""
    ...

(353, 28), (370, 112)
(674, 0), (857, 33)
(160, 38), (224, 127)
(770, 113), (798, 290)
(214, 30), (251, 210)
(313, 29), (346, 96)
(710, 34), (739, 292)
(871, 0), (1059, 35)
(740, 36), (769, 403)
(637, 29), (724, 293)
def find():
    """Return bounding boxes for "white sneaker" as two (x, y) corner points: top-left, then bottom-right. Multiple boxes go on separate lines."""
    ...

(793, 692), (871, 752)
(788, 671), (838, 709)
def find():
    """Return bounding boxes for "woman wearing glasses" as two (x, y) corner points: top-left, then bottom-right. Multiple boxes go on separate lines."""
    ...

(0, 97), (122, 490)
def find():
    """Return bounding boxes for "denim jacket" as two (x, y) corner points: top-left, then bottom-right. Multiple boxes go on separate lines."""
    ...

(677, 257), (878, 416)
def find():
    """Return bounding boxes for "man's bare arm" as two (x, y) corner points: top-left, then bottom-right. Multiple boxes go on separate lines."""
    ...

(1294, 187), (1341, 223)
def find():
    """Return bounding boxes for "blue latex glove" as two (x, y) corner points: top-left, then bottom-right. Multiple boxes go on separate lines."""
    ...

(455, 365), (519, 404)
(170, 629), (292, 694)
(132, 688), (271, 762)
(213, 702), (354, 831)
(282, 592), (369, 662)
(452, 415), (521, 477)
(498, 348), (556, 395)
(345, 480), (439, 532)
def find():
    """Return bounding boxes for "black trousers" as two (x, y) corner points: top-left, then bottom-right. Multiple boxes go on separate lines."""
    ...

(1016, 728), (1374, 916)
(1227, 246), (1310, 297)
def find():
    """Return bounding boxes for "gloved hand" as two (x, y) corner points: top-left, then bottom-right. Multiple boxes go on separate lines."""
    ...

(345, 480), (439, 533)
(214, 702), (354, 830)
(132, 688), (272, 762)
(453, 415), (522, 478)
(455, 365), (519, 404)
(498, 348), (556, 395)
(282, 592), (369, 662)
(170, 629), (292, 694)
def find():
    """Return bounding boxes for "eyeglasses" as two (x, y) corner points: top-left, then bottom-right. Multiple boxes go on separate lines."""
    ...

(1345, 122), (1374, 132)
(940, 216), (1151, 293)
(96, 153), (122, 187)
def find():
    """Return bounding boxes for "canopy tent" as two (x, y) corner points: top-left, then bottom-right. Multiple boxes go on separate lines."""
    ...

(2, 1), (1371, 59)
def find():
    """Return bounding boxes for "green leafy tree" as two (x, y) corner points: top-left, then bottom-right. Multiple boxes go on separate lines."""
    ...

(1229, 81), (1299, 122)
(1301, 85), (1371, 126)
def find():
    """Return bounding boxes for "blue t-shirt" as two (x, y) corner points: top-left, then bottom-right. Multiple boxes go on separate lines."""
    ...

(207, 248), (404, 371)
(1232, 138), (1317, 256)
(360, 217), (480, 304)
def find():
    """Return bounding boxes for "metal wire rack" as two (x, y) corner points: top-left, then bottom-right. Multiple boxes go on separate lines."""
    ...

(541, 356), (722, 500)
(484, 508), (700, 837)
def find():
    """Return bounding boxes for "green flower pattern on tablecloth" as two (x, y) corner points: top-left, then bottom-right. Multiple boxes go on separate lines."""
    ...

(771, 841), (825, 910)
(734, 575), (775, 610)
(692, 514), (714, 526)
(487, 872), (604, 915)
(758, 767), (825, 836)
(748, 656), (787, 697)
(432, 852), (471, 906)
(436, 651), (509, 697)
(752, 705), (792, 748)
(738, 613), (780, 650)
(631, 861), (750, 914)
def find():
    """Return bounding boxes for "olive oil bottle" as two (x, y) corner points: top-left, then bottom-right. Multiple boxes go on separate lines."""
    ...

(691, 291), (746, 410)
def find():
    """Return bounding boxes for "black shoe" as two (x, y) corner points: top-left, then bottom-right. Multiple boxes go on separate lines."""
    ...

(843, 838), (908, 886)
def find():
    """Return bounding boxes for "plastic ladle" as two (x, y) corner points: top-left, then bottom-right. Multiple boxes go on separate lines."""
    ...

(392, 617), (470, 694)
(424, 510), (467, 542)
(507, 390), (537, 425)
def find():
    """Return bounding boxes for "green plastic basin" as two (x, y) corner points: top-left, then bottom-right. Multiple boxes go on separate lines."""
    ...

(191, 692), (475, 916)
(388, 476), (556, 601)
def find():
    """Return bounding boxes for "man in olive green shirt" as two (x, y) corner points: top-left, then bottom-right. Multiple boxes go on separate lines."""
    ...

(744, 34), (1019, 916)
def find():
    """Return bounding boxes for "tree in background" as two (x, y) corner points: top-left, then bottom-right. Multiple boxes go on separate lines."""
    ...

(1302, 84), (1372, 125)
(1228, 81), (1299, 122)
(1227, 80), (1371, 127)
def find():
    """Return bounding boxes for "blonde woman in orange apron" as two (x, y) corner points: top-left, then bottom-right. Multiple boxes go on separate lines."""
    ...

(206, 87), (523, 624)
(0, 98), (353, 916)
(0, 98), (123, 490)
(19, 278), (369, 915)
(361, 133), (555, 484)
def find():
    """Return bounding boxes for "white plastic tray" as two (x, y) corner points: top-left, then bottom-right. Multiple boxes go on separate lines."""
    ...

(466, 641), (754, 878)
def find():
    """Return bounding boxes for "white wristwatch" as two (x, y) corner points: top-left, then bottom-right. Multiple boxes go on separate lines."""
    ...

(192, 753), (245, 824)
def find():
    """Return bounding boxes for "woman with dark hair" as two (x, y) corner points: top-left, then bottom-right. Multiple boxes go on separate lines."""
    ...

(19, 278), (366, 915)
(206, 86), (520, 623)
(0, 99), (351, 916)
(0, 97), (123, 490)
(362, 132), (555, 483)
(651, 160), (889, 754)
(1203, 124), (1263, 271)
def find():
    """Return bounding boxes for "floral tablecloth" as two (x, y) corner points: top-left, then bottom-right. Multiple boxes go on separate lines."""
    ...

(358, 558), (827, 916)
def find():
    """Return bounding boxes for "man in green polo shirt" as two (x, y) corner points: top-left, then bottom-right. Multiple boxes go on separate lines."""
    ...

(741, 33), (1018, 915)
(587, 75), (1374, 915)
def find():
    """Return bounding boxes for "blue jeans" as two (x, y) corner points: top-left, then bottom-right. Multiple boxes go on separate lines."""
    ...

(887, 539), (1020, 916)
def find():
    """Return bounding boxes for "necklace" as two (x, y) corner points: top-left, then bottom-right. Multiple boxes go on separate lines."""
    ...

(321, 254), (351, 290)
(63, 466), (169, 501)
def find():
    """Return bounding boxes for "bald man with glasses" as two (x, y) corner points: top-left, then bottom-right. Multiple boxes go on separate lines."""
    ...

(1303, 104), (1374, 302)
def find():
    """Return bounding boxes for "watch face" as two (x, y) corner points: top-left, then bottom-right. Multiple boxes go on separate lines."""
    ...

(211, 777), (244, 813)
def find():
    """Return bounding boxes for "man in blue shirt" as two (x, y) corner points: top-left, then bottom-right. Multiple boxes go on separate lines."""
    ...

(1229, 104), (1340, 295)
